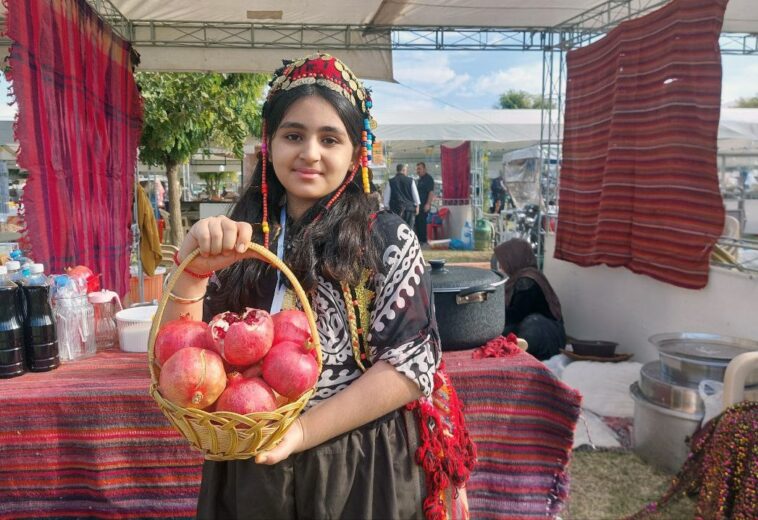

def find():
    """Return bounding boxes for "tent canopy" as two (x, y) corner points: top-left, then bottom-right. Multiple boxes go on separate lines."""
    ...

(372, 107), (758, 153)
(110, 1), (755, 33)
(3, 1), (753, 79)
(376, 109), (544, 145)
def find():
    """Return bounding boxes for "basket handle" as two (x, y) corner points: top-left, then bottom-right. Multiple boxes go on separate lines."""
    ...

(148, 243), (322, 383)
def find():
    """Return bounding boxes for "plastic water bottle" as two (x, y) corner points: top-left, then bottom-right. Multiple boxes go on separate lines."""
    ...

(0, 265), (25, 378)
(462, 221), (474, 250)
(5, 260), (23, 284)
(21, 263), (59, 372)
(52, 275), (96, 362)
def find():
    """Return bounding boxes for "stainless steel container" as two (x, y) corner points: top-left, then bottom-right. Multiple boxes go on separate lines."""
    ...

(639, 361), (758, 415)
(649, 333), (758, 386)
(630, 382), (702, 474)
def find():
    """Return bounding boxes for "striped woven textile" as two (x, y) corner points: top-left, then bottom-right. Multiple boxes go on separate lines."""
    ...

(555, 0), (727, 289)
(445, 349), (582, 519)
(0, 349), (580, 519)
(6, 0), (142, 297)
(0, 350), (203, 520)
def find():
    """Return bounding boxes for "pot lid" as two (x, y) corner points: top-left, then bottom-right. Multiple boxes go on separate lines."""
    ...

(426, 259), (505, 292)
(649, 332), (758, 361)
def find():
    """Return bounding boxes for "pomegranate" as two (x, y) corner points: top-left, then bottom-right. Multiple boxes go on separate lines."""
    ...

(154, 314), (211, 367)
(241, 362), (263, 379)
(214, 372), (277, 415)
(158, 347), (227, 409)
(207, 308), (275, 366)
(272, 310), (311, 346)
(262, 340), (319, 399)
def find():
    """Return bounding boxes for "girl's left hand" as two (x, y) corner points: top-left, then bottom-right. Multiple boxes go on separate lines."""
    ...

(255, 418), (305, 465)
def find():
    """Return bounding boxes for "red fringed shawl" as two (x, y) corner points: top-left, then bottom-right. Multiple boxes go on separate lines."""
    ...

(407, 362), (477, 520)
(556, 0), (727, 289)
(5, 0), (142, 296)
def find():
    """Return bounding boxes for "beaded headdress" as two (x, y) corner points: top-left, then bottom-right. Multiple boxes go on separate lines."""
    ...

(259, 53), (377, 248)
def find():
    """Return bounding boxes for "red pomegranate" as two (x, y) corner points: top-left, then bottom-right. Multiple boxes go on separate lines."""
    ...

(214, 372), (277, 415)
(207, 308), (275, 366)
(272, 310), (311, 346)
(158, 347), (227, 409)
(262, 340), (319, 400)
(154, 314), (211, 367)
(241, 362), (263, 379)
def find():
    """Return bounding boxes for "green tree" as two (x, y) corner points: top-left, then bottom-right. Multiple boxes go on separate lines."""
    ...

(735, 94), (758, 108)
(196, 170), (238, 199)
(497, 89), (534, 109)
(137, 72), (267, 245)
(530, 96), (555, 109)
(496, 89), (554, 109)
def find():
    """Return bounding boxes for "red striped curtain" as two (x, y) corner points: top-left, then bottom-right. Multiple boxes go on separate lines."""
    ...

(441, 142), (470, 201)
(5, 0), (142, 296)
(555, 0), (727, 289)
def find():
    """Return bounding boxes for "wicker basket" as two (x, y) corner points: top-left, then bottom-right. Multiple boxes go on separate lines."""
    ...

(147, 244), (321, 461)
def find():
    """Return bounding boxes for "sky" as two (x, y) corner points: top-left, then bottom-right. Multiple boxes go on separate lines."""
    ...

(1, 51), (756, 121)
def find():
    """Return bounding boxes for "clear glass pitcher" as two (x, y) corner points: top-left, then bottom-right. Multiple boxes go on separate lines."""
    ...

(88, 290), (123, 349)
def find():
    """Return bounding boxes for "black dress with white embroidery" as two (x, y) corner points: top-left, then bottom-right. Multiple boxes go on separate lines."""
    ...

(198, 211), (441, 520)
(204, 210), (441, 401)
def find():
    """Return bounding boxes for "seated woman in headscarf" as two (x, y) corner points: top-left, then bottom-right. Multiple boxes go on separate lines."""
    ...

(494, 238), (565, 360)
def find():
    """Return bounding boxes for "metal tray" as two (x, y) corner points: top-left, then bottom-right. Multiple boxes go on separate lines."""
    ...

(649, 333), (758, 386)
(649, 332), (758, 361)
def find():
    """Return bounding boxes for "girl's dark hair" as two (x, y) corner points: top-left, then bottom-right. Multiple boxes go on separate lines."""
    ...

(209, 84), (384, 313)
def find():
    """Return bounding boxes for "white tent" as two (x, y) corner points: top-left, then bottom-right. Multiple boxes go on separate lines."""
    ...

(3, 1), (753, 79)
(371, 107), (758, 155)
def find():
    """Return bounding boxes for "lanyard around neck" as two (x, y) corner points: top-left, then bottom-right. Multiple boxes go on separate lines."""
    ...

(269, 206), (287, 314)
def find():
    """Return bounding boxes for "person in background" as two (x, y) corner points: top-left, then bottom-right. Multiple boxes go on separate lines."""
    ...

(161, 52), (473, 519)
(414, 162), (435, 246)
(490, 175), (507, 214)
(384, 163), (420, 229)
(154, 179), (165, 209)
(494, 238), (565, 360)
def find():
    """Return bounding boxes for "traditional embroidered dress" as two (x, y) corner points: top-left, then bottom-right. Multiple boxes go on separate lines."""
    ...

(199, 212), (473, 519)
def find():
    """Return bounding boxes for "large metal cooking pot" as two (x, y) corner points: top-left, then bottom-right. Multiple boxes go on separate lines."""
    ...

(630, 382), (702, 474)
(427, 259), (506, 350)
(649, 333), (758, 386)
(639, 361), (758, 415)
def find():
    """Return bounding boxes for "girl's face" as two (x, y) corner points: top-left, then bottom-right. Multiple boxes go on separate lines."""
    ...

(270, 95), (357, 219)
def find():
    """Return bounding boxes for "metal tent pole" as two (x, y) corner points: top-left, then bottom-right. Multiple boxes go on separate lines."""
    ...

(132, 158), (144, 303)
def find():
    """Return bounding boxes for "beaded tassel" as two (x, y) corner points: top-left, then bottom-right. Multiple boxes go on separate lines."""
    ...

(260, 121), (270, 249)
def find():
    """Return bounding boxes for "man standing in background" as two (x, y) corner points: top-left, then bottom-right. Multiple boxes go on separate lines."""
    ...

(384, 163), (419, 229)
(414, 162), (435, 246)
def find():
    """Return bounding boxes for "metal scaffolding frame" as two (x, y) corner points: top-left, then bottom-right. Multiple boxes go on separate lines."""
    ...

(3, 3), (755, 55)
(84, 0), (131, 40)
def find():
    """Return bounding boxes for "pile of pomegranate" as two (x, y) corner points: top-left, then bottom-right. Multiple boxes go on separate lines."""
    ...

(155, 309), (318, 414)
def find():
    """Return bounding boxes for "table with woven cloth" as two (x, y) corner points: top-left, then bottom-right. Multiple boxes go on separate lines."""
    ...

(0, 347), (581, 520)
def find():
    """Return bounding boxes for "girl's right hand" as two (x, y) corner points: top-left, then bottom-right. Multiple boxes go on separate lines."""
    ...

(177, 216), (257, 274)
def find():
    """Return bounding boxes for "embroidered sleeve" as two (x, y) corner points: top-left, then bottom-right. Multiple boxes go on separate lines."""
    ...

(367, 213), (441, 396)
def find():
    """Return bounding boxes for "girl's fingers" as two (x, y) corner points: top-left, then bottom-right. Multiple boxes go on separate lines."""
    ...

(206, 217), (224, 255)
(189, 220), (211, 256)
(236, 222), (253, 253)
(220, 217), (239, 254)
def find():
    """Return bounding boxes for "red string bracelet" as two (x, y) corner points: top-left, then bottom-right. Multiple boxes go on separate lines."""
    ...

(173, 251), (214, 279)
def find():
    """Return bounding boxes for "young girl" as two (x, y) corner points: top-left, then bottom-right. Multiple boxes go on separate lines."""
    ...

(161, 53), (474, 519)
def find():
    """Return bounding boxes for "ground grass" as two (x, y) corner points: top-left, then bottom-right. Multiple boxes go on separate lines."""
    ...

(563, 449), (696, 519)
(423, 248), (493, 264)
